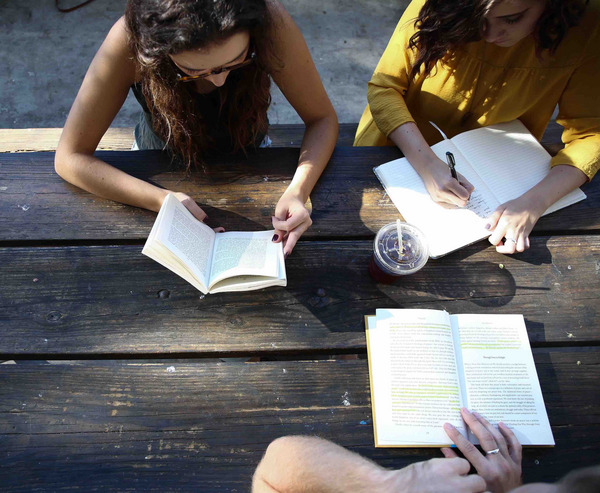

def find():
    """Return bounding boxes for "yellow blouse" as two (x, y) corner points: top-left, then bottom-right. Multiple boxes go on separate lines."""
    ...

(354, 0), (600, 180)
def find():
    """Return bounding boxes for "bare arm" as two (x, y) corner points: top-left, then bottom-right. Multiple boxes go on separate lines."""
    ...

(267, 1), (338, 255)
(55, 18), (173, 214)
(252, 436), (390, 493)
(252, 436), (486, 493)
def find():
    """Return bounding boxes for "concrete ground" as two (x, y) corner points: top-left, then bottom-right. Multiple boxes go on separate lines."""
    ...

(0, 0), (409, 128)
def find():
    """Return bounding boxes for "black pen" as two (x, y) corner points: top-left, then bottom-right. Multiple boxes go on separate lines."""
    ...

(446, 151), (458, 181)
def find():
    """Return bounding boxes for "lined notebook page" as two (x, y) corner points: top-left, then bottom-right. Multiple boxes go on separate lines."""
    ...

(374, 141), (496, 258)
(452, 120), (586, 213)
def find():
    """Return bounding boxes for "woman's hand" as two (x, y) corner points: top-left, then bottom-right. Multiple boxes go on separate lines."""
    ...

(420, 156), (475, 208)
(442, 408), (522, 493)
(271, 189), (312, 257)
(172, 192), (224, 232)
(485, 165), (588, 254)
(486, 194), (545, 254)
(388, 123), (474, 208)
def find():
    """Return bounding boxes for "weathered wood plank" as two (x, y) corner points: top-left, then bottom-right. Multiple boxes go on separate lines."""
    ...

(0, 124), (360, 152)
(1, 147), (598, 241)
(0, 127), (135, 153)
(1, 349), (598, 490)
(0, 121), (565, 152)
(1, 236), (597, 357)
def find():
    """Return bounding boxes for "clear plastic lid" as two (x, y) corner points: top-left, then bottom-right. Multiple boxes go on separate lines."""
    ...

(373, 222), (429, 275)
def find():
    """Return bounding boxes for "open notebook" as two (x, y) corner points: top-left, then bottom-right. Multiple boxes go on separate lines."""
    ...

(374, 120), (587, 258)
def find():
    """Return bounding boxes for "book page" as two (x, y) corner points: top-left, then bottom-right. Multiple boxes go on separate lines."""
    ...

(453, 314), (554, 446)
(374, 140), (497, 258)
(451, 120), (585, 213)
(208, 230), (280, 287)
(143, 194), (215, 291)
(370, 309), (467, 446)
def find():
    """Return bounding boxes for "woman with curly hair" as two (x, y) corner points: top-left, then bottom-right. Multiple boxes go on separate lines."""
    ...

(55, 0), (338, 257)
(355, 0), (599, 254)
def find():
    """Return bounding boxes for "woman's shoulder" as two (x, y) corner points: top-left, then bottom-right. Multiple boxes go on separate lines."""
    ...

(264, 0), (291, 29)
(388, 0), (426, 46)
(558, 0), (600, 62)
(581, 0), (600, 48)
(262, 0), (304, 72)
(98, 16), (139, 82)
(104, 17), (133, 55)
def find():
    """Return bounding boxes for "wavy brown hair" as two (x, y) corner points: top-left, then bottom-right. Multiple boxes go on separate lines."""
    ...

(408, 0), (589, 80)
(125, 0), (274, 169)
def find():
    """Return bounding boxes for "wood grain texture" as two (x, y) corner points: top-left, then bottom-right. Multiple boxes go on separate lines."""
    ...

(1, 349), (598, 491)
(1, 147), (598, 242)
(0, 124), (360, 152)
(0, 121), (565, 152)
(0, 127), (135, 153)
(1, 236), (597, 357)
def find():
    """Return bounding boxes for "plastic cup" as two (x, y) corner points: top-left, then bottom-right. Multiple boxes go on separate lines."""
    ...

(369, 222), (429, 283)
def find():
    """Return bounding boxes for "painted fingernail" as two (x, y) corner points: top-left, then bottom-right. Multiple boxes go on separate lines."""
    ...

(284, 252), (289, 259)
(484, 224), (491, 230)
(272, 234), (279, 242)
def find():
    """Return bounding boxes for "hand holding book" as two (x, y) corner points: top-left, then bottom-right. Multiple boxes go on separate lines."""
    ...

(272, 187), (313, 258)
(170, 192), (225, 233)
(365, 309), (555, 447)
(442, 408), (523, 493)
(169, 191), (210, 223)
(143, 194), (286, 294)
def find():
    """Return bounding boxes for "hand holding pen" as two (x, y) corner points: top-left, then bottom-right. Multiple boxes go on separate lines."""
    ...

(419, 156), (474, 208)
(446, 151), (459, 181)
(387, 121), (474, 208)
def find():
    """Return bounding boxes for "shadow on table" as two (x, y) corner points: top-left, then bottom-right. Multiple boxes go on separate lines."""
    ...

(508, 238), (553, 266)
(285, 236), (519, 341)
(97, 147), (558, 346)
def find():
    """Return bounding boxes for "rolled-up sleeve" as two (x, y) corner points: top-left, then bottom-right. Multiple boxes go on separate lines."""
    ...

(551, 38), (600, 180)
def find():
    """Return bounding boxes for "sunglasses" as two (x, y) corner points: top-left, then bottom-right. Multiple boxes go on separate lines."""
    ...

(176, 51), (256, 82)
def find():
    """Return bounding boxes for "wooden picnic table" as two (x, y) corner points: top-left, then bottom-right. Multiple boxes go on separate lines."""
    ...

(1, 124), (599, 491)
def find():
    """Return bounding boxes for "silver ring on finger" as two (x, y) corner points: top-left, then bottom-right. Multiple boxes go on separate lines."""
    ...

(505, 237), (517, 244)
(485, 448), (501, 455)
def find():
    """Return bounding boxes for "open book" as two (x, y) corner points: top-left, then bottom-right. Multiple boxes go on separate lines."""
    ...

(365, 309), (554, 447)
(142, 194), (286, 294)
(374, 120), (587, 258)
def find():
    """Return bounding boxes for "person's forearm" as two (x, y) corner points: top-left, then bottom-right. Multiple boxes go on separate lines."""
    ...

(55, 152), (169, 212)
(522, 164), (587, 213)
(252, 436), (393, 493)
(388, 122), (438, 173)
(285, 115), (337, 203)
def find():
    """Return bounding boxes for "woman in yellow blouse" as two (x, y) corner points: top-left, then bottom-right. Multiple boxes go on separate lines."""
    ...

(355, 0), (599, 254)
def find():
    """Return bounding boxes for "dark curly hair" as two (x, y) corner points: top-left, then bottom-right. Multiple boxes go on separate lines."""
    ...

(125, 0), (274, 168)
(408, 0), (589, 80)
